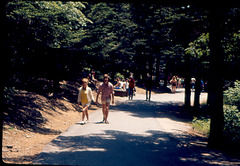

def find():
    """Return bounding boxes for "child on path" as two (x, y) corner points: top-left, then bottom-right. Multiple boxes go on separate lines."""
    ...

(96, 74), (114, 124)
(77, 78), (94, 125)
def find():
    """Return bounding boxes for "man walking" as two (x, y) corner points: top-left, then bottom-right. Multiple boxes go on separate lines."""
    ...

(128, 76), (135, 100)
(145, 74), (152, 101)
(96, 74), (114, 124)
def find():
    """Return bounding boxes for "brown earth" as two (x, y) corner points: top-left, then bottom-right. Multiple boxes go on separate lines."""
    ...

(2, 83), (147, 164)
(2, 81), (98, 164)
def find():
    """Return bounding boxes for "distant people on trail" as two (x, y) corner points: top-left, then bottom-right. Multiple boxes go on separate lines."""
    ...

(85, 69), (98, 91)
(170, 76), (177, 93)
(177, 76), (182, 88)
(125, 78), (129, 92)
(122, 79), (126, 90)
(128, 76), (135, 100)
(114, 77), (124, 90)
(191, 77), (196, 90)
(145, 74), (152, 101)
(77, 78), (94, 125)
(181, 77), (185, 88)
(96, 74), (114, 124)
(201, 79), (205, 92)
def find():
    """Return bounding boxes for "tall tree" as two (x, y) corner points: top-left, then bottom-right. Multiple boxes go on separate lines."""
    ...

(207, 6), (225, 148)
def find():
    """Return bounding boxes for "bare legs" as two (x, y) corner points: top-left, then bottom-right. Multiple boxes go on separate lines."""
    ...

(82, 105), (89, 122)
(102, 102), (110, 123)
(172, 86), (176, 93)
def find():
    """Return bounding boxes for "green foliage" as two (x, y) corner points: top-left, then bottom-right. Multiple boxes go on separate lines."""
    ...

(224, 80), (240, 109)
(192, 117), (211, 136)
(114, 72), (125, 80)
(6, 0), (92, 48)
(4, 87), (17, 104)
(185, 33), (210, 60)
(223, 81), (240, 143)
(193, 81), (240, 143)
(223, 105), (240, 142)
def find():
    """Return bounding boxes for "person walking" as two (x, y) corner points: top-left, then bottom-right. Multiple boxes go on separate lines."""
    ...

(128, 76), (135, 100)
(96, 74), (114, 124)
(170, 76), (177, 93)
(145, 74), (152, 101)
(191, 77), (196, 90)
(77, 78), (94, 125)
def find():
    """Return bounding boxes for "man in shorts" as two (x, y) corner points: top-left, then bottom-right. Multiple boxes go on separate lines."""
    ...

(96, 74), (114, 124)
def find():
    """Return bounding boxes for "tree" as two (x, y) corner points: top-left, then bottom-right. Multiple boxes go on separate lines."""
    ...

(78, 3), (137, 78)
(185, 33), (210, 110)
(207, 6), (225, 148)
(6, 1), (92, 48)
(6, 1), (92, 95)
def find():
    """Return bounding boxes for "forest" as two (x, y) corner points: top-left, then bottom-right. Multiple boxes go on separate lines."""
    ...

(2, 1), (240, 148)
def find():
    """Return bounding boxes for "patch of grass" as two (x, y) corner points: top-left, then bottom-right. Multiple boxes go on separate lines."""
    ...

(192, 117), (210, 136)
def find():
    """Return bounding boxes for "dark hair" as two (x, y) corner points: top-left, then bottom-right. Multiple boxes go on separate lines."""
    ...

(103, 74), (110, 80)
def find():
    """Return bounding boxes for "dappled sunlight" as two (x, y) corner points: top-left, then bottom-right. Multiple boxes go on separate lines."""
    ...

(111, 98), (193, 123)
(34, 129), (237, 165)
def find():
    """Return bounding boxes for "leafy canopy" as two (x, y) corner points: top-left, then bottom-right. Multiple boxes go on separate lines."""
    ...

(6, 0), (92, 48)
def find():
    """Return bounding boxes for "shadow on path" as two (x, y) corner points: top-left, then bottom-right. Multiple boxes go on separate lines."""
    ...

(34, 129), (238, 165)
(33, 97), (240, 166)
(111, 99), (193, 123)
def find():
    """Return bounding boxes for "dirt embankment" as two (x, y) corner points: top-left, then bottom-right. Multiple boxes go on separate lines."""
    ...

(2, 81), (101, 164)
(2, 83), (161, 164)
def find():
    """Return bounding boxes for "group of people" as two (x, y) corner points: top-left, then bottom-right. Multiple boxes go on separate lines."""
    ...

(80, 69), (99, 91)
(77, 74), (140, 125)
(79, 73), (195, 124)
(114, 76), (136, 100)
(169, 75), (205, 93)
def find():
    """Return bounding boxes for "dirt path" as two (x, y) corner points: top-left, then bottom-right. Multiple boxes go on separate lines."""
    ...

(33, 89), (239, 165)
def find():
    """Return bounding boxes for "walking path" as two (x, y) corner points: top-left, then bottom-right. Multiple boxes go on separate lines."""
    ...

(33, 88), (239, 165)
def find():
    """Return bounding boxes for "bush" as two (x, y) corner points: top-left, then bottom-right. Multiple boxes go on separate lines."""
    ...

(192, 117), (211, 136)
(3, 87), (17, 104)
(114, 72), (125, 80)
(223, 105), (240, 142)
(224, 80), (240, 110)
(223, 80), (240, 143)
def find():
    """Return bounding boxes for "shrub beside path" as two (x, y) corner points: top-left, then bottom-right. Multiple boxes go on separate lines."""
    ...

(33, 88), (239, 165)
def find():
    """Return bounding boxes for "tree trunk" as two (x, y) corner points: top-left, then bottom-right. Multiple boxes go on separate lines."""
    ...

(194, 74), (201, 111)
(155, 56), (160, 87)
(184, 53), (191, 108)
(163, 56), (169, 87)
(208, 6), (225, 148)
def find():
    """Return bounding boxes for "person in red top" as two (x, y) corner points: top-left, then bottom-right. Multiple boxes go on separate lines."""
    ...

(128, 76), (135, 100)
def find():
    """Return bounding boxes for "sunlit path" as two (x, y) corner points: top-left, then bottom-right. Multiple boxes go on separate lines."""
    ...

(33, 90), (238, 166)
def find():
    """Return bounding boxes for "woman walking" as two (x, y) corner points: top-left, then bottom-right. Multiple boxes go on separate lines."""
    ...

(77, 78), (94, 125)
(170, 76), (177, 93)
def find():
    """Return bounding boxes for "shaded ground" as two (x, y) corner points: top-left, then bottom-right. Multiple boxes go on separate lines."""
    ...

(33, 91), (240, 166)
(2, 80), (99, 164)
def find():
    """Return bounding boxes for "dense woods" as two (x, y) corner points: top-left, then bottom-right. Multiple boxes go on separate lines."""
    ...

(3, 1), (240, 148)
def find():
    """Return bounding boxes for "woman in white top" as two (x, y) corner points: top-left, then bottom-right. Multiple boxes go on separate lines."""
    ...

(77, 78), (94, 125)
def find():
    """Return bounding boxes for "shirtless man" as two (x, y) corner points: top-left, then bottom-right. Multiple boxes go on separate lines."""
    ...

(96, 74), (114, 124)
